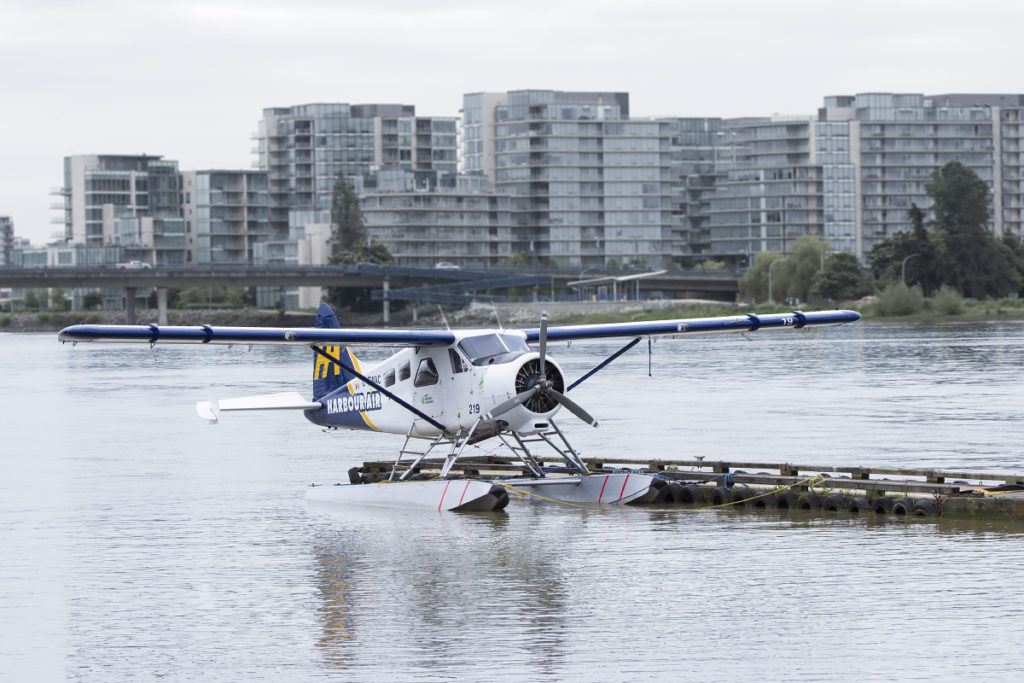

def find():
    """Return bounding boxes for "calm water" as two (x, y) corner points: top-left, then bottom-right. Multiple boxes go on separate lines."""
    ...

(3, 320), (1024, 681)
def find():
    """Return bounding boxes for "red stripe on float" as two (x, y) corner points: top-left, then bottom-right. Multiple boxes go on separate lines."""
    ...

(438, 480), (452, 511)
(598, 475), (609, 504)
(617, 474), (631, 501)
(458, 480), (471, 506)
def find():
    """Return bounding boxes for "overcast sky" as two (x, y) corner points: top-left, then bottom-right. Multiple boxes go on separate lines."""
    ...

(3, 0), (1023, 244)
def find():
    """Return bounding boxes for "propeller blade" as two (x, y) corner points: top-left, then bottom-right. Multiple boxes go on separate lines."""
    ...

(547, 388), (599, 428)
(485, 387), (539, 420)
(538, 311), (548, 379)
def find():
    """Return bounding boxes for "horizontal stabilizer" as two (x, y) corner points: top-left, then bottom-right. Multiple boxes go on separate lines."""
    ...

(196, 391), (321, 422)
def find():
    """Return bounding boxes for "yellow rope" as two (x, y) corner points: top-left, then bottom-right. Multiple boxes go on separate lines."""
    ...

(700, 474), (828, 509)
(494, 482), (604, 511)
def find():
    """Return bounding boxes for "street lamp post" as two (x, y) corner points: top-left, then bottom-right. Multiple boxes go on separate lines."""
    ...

(901, 253), (919, 285)
(577, 267), (594, 302)
(768, 257), (786, 305)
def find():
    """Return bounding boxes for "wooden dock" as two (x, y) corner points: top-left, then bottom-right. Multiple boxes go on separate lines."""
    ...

(355, 456), (1024, 520)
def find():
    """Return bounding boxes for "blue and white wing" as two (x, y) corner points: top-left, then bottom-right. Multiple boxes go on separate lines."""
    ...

(57, 323), (455, 347)
(524, 310), (860, 342)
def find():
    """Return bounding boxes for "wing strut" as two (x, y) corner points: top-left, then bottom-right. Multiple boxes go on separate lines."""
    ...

(566, 337), (642, 392)
(309, 345), (446, 432)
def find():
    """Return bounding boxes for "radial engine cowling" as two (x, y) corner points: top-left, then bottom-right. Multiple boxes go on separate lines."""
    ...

(482, 352), (566, 434)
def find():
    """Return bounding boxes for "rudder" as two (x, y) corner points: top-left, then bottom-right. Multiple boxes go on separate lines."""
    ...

(312, 302), (360, 400)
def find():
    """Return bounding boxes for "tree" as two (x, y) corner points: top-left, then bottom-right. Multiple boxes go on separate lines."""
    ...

(51, 288), (68, 311)
(506, 252), (529, 267)
(783, 235), (828, 302)
(82, 292), (103, 310)
(177, 287), (247, 309)
(928, 160), (1001, 298)
(868, 203), (940, 295)
(326, 175), (395, 311)
(330, 175), (367, 255)
(813, 252), (873, 301)
(695, 259), (728, 271)
(1000, 234), (1024, 297)
(738, 250), (784, 302)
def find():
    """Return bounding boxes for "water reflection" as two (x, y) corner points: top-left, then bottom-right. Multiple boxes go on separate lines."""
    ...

(7, 322), (1024, 680)
(313, 535), (357, 668)
(308, 504), (577, 676)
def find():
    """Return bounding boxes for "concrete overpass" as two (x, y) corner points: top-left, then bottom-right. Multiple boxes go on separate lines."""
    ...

(0, 263), (740, 322)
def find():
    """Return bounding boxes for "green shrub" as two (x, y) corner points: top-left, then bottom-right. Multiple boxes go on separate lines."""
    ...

(931, 285), (964, 315)
(876, 282), (925, 316)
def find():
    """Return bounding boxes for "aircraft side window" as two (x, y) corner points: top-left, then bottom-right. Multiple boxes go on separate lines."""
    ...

(413, 358), (439, 387)
(383, 369), (396, 387)
(398, 361), (411, 382)
(448, 348), (467, 374)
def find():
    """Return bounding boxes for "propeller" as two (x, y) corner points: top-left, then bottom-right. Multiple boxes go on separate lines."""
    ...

(485, 388), (537, 420)
(485, 312), (599, 428)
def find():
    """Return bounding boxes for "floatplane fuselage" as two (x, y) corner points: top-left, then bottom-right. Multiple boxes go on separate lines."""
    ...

(305, 331), (568, 438)
(58, 303), (861, 512)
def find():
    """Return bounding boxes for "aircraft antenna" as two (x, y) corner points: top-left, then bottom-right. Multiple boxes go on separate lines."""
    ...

(437, 305), (450, 331)
(490, 302), (504, 331)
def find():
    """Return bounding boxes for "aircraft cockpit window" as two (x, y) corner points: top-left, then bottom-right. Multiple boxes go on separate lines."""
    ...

(448, 348), (467, 374)
(398, 361), (411, 382)
(500, 334), (529, 353)
(413, 358), (439, 387)
(458, 333), (530, 366)
(383, 369), (396, 387)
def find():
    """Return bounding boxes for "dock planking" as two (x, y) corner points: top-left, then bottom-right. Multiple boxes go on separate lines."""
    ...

(355, 456), (1024, 520)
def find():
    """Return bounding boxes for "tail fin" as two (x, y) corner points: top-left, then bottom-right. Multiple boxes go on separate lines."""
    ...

(312, 302), (360, 400)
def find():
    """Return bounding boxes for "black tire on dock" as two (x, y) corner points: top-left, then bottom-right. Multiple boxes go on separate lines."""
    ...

(679, 484), (704, 505)
(912, 499), (939, 516)
(348, 467), (362, 485)
(653, 481), (680, 504)
(872, 497), (895, 514)
(751, 492), (779, 509)
(822, 494), (848, 511)
(796, 492), (822, 509)
(892, 497), (916, 516)
(848, 496), (871, 514)
(711, 486), (731, 506)
(730, 488), (756, 505)
(775, 491), (799, 509)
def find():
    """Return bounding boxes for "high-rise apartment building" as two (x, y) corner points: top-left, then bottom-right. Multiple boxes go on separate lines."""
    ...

(252, 103), (459, 305)
(705, 117), (825, 258)
(661, 117), (753, 261)
(690, 93), (1024, 263)
(1, 216), (13, 266)
(464, 90), (673, 268)
(819, 93), (1007, 256)
(254, 103), (458, 224)
(181, 170), (270, 264)
(54, 154), (181, 258)
(361, 171), (503, 268)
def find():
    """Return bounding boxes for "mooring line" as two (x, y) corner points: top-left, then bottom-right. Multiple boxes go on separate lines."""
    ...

(494, 482), (603, 511)
(700, 474), (829, 510)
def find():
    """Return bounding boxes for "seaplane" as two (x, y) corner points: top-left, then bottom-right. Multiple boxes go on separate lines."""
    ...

(57, 303), (860, 512)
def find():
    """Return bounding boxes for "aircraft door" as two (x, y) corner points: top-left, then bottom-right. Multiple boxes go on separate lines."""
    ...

(411, 355), (444, 419)
(444, 347), (481, 430)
